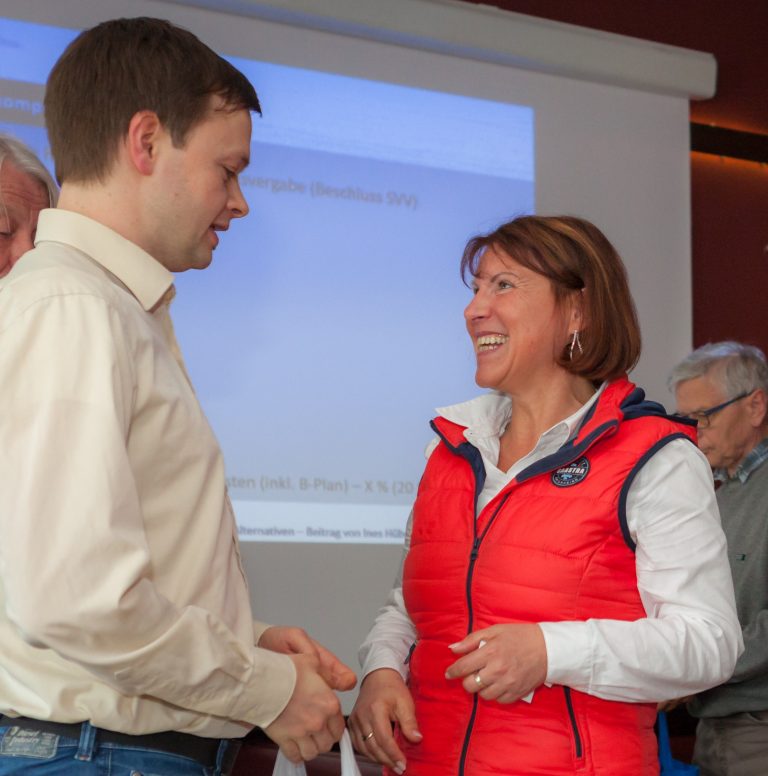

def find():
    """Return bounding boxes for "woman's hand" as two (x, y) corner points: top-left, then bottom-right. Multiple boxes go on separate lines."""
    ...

(445, 623), (547, 703)
(348, 668), (422, 776)
(258, 625), (357, 691)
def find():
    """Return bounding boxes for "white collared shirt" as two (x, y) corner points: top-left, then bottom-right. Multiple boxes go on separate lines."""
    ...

(0, 209), (295, 736)
(360, 387), (742, 702)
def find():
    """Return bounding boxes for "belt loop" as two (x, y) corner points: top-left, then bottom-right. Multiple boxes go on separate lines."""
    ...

(75, 722), (98, 761)
(215, 739), (241, 776)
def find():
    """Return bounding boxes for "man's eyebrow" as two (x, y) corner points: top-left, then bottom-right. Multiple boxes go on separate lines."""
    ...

(224, 154), (250, 172)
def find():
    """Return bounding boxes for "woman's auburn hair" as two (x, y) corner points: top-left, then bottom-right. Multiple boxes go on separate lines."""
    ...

(460, 215), (641, 383)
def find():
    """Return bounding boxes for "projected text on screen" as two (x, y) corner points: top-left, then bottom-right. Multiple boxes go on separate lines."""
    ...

(0, 17), (535, 544)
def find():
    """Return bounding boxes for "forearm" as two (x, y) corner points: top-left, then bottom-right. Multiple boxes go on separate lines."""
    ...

(359, 586), (416, 681)
(541, 611), (739, 702)
(5, 512), (296, 726)
(549, 438), (738, 702)
(1, 404), (294, 727)
(108, 604), (297, 727)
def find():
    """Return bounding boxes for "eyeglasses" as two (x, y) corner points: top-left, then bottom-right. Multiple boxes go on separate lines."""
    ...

(675, 390), (753, 429)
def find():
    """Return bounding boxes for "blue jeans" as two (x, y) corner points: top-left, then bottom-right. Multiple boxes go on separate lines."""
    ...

(0, 723), (239, 775)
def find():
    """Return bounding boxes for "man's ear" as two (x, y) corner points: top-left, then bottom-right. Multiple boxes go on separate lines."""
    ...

(124, 110), (164, 176)
(747, 388), (768, 428)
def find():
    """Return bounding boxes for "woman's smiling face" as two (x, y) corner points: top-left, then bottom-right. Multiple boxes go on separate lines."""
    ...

(464, 245), (576, 395)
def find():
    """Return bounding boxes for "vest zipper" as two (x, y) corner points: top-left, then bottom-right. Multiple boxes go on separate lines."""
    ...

(563, 687), (583, 759)
(441, 413), (621, 775)
(457, 492), (512, 776)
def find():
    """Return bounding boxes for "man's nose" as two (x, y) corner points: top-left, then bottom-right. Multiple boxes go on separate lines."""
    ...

(229, 179), (249, 219)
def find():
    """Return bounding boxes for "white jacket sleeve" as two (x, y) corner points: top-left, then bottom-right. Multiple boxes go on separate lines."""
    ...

(358, 513), (416, 680)
(540, 439), (743, 702)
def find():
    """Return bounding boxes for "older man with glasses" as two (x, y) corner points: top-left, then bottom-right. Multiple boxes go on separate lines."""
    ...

(669, 341), (768, 776)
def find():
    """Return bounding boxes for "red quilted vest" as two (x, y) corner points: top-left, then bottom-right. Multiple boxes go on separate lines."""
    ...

(394, 379), (696, 776)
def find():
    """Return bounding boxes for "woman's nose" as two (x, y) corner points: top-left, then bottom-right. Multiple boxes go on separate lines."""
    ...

(465, 290), (489, 321)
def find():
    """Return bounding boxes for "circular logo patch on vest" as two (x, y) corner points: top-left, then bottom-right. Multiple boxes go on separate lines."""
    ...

(551, 457), (590, 487)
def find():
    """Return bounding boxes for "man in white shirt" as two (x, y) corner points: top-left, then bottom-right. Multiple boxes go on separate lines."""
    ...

(0, 17), (353, 775)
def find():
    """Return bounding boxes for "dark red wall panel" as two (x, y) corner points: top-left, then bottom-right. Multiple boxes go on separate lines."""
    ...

(458, 0), (768, 353)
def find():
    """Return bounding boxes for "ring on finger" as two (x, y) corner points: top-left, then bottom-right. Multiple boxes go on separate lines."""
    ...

(363, 731), (375, 742)
(474, 672), (484, 688)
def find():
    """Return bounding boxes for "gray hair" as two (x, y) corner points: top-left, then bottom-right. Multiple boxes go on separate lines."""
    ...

(0, 134), (58, 206)
(668, 341), (768, 398)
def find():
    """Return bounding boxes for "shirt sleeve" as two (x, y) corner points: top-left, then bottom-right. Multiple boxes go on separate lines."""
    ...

(358, 512), (416, 680)
(540, 438), (743, 702)
(0, 291), (295, 729)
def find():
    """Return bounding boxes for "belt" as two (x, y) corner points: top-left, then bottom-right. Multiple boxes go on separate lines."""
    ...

(0, 715), (241, 770)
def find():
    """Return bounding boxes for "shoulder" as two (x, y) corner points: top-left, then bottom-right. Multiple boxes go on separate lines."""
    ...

(615, 382), (697, 449)
(0, 245), (139, 330)
(628, 436), (714, 512)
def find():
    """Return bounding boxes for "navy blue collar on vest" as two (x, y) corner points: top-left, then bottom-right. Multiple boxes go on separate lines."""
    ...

(430, 377), (694, 487)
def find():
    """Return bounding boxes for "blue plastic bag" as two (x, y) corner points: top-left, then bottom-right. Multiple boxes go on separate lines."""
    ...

(658, 712), (699, 775)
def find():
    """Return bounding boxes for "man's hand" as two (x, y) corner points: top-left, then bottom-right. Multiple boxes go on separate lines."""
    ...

(348, 668), (421, 776)
(445, 624), (547, 703)
(264, 653), (346, 763)
(258, 625), (357, 691)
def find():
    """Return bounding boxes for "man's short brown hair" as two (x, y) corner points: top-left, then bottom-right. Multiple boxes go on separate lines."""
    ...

(44, 17), (261, 184)
(461, 215), (642, 384)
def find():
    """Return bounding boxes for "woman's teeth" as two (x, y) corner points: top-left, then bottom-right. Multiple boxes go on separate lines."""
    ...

(476, 335), (508, 352)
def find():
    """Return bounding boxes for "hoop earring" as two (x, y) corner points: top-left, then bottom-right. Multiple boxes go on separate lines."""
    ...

(569, 330), (583, 360)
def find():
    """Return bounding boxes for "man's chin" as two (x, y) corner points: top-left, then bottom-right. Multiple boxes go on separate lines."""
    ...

(196, 253), (214, 270)
(181, 252), (214, 272)
(702, 452), (721, 470)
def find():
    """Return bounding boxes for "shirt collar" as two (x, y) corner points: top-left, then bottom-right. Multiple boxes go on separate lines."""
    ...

(34, 209), (174, 311)
(714, 437), (768, 484)
(436, 382), (606, 446)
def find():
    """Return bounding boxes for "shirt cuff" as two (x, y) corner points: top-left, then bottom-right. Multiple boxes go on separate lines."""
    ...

(252, 620), (273, 645)
(539, 621), (594, 688)
(228, 647), (297, 729)
(361, 645), (409, 683)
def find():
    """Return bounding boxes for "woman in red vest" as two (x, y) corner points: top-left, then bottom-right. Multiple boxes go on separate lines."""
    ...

(348, 215), (742, 775)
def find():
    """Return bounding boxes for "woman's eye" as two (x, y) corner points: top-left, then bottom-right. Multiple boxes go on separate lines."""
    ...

(497, 279), (513, 290)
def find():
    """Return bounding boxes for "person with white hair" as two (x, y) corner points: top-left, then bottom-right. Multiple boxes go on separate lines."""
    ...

(0, 133), (57, 277)
(670, 341), (768, 776)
